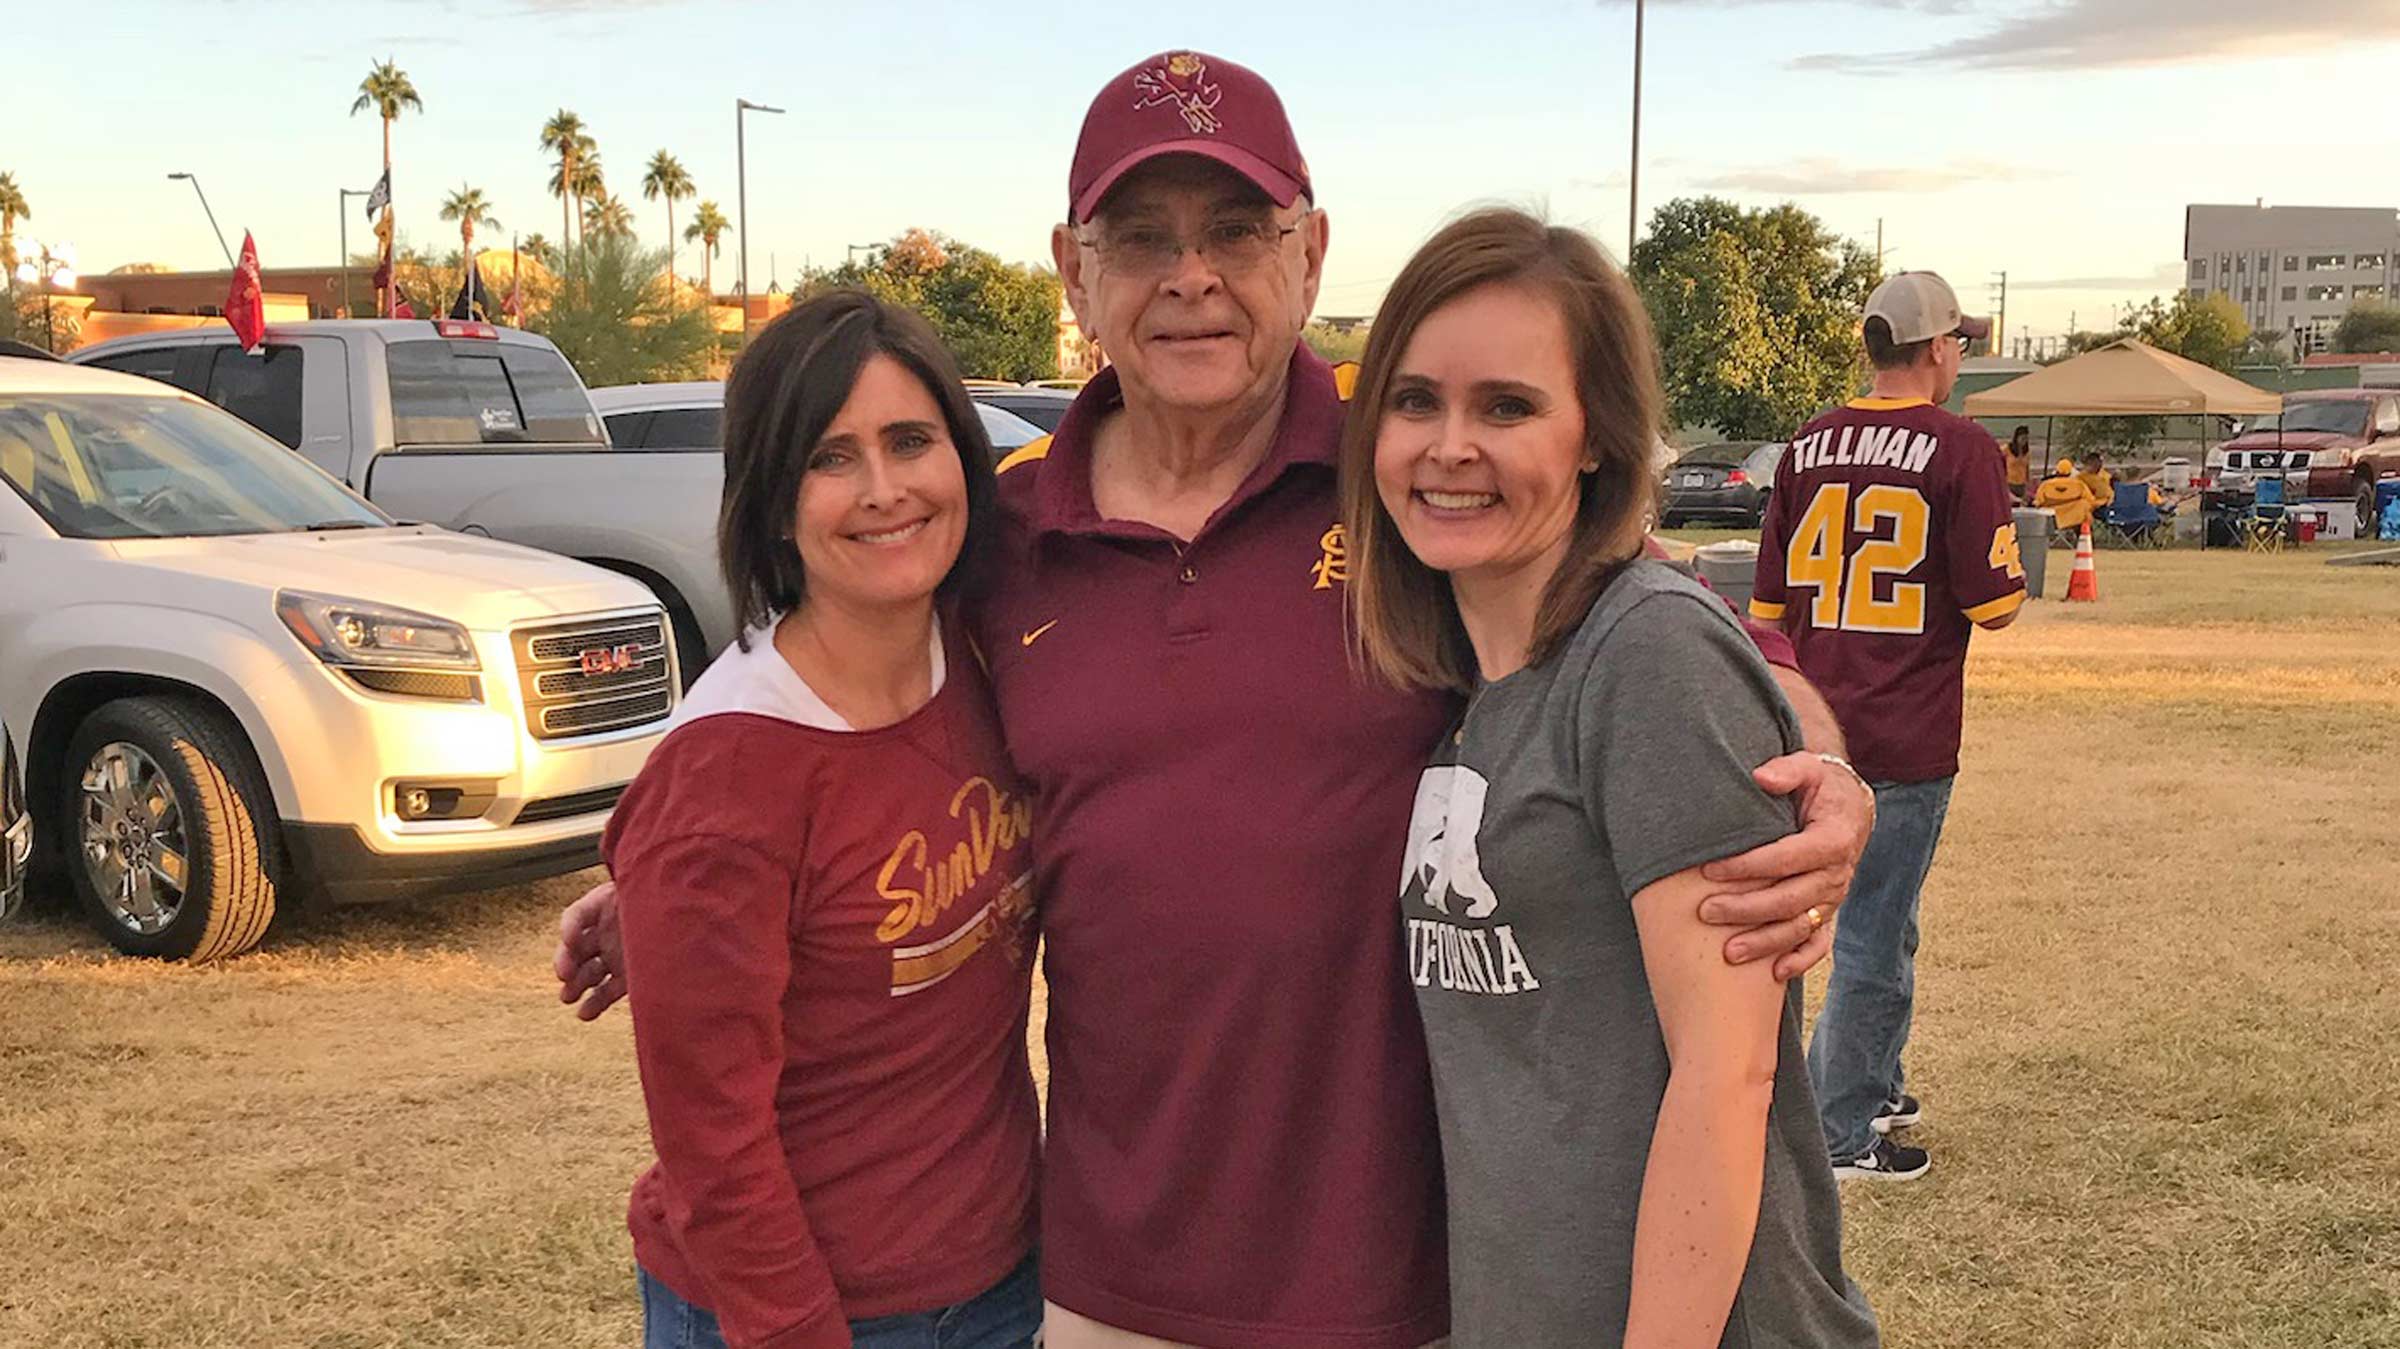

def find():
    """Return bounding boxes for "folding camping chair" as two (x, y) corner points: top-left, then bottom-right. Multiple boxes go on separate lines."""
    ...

(2099, 481), (2167, 548)
(2240, 476), (2288, 554)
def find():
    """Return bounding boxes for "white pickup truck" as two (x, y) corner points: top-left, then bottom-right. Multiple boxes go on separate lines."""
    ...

(2, 354), (674, 961)
(70, 319), (739, 666)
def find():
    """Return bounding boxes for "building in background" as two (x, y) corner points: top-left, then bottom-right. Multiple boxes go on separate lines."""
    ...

(2185, 204), (2399, 354)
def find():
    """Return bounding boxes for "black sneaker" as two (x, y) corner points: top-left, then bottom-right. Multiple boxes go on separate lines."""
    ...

(1832, 1136), (1930, 1183)
(1871, 1093), (1922, 1135)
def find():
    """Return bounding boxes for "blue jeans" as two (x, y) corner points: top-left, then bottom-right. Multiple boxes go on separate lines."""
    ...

(639, 1253), (1041, 1349)
(1807, 775), (1955, 1161)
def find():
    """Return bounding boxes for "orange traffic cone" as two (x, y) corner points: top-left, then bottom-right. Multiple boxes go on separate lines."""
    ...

(2065, 522), (2099, 602)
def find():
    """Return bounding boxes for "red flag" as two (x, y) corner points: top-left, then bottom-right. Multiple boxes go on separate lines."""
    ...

(226, 231), (266, 354)
(392, 294), (417, 320)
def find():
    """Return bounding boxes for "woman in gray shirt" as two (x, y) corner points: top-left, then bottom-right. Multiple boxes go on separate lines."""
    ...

(1336, 208), (1879, 1348)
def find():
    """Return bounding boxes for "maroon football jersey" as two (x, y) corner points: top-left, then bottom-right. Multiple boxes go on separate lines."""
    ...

(1750, 398), (2026, 783)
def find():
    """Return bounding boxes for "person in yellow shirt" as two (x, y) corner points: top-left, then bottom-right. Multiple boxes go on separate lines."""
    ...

(2075, 453), (2117, 518)
(2032, 457), (2103, 537)
(2004, 426), (2034, 503)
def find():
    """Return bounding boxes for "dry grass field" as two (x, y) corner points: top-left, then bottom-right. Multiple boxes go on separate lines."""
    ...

(3, 544), (2397, 1347)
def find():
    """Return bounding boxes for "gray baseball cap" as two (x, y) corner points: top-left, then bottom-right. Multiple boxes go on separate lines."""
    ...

(1864, 271), (1990, 344)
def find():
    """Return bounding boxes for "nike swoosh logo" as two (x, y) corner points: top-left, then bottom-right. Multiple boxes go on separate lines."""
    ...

(1021, 620), (1060, 647)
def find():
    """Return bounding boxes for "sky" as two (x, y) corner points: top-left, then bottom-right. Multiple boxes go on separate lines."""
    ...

(12, 0), (2400, 349)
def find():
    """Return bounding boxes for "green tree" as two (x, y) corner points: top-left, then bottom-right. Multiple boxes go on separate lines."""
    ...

(582, 194), (635, 240)
(1630, 197), (1880, 439)
(812, 229), (1062, 380)
(539, 110), (593, 253)
(0, 171), (29, 277)
(2122, 290), (2249, 371)
(438, 184), (500, 253)
(684, 200), (729, 297)
(529, 230), (716, 386)
(641, 151), (694, 283)
(2333, 300), (2400, 354)
(1302, 322), (1368, 365)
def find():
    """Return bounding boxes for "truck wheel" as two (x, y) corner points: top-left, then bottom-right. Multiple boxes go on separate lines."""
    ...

(2358, 478), (2378, 540)
(61, 697), (278, 963)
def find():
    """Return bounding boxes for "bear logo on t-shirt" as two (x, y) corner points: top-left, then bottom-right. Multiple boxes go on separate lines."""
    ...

(1401, 764), (1498, 920)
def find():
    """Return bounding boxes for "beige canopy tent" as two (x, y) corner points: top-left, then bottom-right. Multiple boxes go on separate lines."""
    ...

(1962, 338), (2281, 417)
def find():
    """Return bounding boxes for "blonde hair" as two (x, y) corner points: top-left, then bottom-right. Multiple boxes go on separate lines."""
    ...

(1340, 208), (1664, 692)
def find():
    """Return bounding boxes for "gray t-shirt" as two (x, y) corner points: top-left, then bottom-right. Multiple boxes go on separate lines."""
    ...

(1402, 561), (1878, 1348)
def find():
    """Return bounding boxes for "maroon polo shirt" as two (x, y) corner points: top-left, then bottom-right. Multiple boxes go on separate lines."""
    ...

(972, 347), (1456, 1348)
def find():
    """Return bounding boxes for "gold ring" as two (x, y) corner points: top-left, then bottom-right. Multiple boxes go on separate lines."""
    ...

(1804, 905), (1826, 930)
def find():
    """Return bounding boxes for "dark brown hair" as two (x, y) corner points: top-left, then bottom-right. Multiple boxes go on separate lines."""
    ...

(1863, 315), (1933, 371)
(1340, 208), (1664, 693)
(718, 289), (999, 648)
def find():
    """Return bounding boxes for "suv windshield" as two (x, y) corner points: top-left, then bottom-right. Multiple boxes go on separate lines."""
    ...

(386, 339), (604, 446)
(0, 393), (389, 539)
(2278, 401), (2370, 437)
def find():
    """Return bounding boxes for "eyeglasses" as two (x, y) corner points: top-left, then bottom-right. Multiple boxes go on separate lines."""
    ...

(1075, 216), (1304, 279)
(1951, 332), (1975, 353)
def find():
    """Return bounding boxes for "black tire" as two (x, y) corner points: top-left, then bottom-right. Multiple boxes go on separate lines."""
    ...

(60, 697), (278, 962)
(2357, 477), (2378, 541)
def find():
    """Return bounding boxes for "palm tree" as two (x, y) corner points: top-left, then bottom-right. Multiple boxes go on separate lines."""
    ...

(439, 185), (500, 254)
(351, 58), (421, 316)
(582, 194), (635, 240)
(0, 172), (28, 277)
(640, 151), (695, 284)
(539, 110), (592, 253)
(522, 233), (552, 267)
(684, 200), (729, 298)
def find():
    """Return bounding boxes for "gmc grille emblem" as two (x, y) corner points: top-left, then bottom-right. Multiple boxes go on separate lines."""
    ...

(579, 645), (638, 676)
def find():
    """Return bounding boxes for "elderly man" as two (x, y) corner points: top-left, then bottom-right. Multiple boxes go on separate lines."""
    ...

(559, 51), (1873, 1349)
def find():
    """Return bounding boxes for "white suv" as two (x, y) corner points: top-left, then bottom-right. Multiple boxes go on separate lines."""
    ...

(0, 356), (673, 960)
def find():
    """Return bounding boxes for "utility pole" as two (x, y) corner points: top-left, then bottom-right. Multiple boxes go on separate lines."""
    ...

(1988, 271), (2008, 359)
(735, 97), (786, 343)
(1627, 0), (1644, 261)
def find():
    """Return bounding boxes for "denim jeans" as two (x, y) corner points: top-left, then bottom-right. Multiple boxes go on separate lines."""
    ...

(1806, 775), (1955, 1161)
(639, 1254), (1041, 1349)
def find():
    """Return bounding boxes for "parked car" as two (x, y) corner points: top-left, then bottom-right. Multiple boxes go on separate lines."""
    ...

(1, 724), (27, 922)
(2204, 389), (2400, 524)
(971, 386), (1077, 434)
(1661, 441), (1786, 528)
(1, 356), (673, 961)
(580, 381), (1044, 658)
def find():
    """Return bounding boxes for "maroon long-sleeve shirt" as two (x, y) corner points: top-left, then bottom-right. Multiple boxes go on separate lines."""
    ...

(606, 630), (1039, 1349)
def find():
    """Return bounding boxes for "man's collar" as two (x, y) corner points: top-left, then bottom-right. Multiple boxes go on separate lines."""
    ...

(1026, 343), (1343, 537)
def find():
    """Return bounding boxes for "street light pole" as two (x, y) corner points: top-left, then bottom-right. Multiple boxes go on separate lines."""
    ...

(168, 173), (237, 269)
(735, 97), (786, 343)
(1627, 0), (1644, 261)
(339, 187), (373, 318)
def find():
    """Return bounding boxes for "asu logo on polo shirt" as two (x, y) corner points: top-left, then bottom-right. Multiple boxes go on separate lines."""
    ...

(1312, 523), (1348, 589)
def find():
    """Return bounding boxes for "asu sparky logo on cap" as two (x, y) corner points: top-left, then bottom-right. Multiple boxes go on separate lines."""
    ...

(1069, 50), (1314, 224)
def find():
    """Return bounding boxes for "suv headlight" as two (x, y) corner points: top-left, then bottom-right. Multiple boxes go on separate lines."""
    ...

(276, 590), (483, 702)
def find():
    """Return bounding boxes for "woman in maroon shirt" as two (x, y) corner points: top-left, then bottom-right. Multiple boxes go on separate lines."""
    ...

(604, 291), (1041, 1349)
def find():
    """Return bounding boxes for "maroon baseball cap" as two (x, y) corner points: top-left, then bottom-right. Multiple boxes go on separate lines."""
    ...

(1068, 51), (1312, 224)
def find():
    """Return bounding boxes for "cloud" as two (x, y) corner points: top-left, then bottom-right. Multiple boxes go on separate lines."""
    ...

(1793, 0), (2400, 73)
(1689, 157), (2040, 195)
(2013, 264), (2186, 292)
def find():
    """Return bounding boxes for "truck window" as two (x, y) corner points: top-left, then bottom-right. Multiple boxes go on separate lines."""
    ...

(602, 411), (654, 449)
(83, 347), (190, 391)
(643, 407), (722, 450)
(386, 340), (604, 447)
(202, 345), (307, 449)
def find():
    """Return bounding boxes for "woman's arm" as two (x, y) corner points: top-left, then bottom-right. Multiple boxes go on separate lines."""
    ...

(618, 827), (852, 1349)
(1623, 861), (1785, 1349)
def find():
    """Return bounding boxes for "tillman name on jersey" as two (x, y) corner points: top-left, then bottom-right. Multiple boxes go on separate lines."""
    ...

(1789, 424), (1943, 477)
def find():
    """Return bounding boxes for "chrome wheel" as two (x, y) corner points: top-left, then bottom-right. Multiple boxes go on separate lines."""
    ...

(78, 742), (191, 936)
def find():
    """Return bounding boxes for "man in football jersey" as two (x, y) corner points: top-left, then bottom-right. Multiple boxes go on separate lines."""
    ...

(1750, 270), (2027, 1183)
